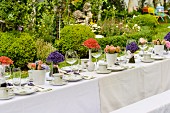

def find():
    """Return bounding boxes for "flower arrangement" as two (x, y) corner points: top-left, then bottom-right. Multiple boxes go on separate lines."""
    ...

(126, 42), (139, 53)
(83, 38), (100, 49)
(165, 41), (170, 49)
(104, 45), (121, 54)
(139, 38), (147, 45)
(0, 56), (13, 65)
(46, 51), (65, 64)
(164, 32), (170, 41)
(27, 60), (49, 70)
(152, 39), (166, 45)
(47, 51), (65, 74)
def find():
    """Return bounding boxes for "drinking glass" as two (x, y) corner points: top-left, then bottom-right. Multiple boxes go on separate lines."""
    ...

(91, 48), (102, 69)
(3, 65), (11, 79)
(12, 67), (21, 87)
(65, 50), (78, 71)
(138, 38), (148, 55)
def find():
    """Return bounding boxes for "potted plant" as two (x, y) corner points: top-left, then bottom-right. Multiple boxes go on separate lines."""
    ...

(27, 60), (49, 85)
(104, 45), (121, 67)
(126, 40), (139, 63)
(152, 39), (165, 56)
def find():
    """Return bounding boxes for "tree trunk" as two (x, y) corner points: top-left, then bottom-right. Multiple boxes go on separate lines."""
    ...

(128, 0), (133, 13)
(164, 0), (166, 9)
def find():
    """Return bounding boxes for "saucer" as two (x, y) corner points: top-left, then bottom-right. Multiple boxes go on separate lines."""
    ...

(49, 80), (68, 86)
(107, 66), (126, 71)
(0, 94), (15, 100)
(14, 87), (37, 95)
(63, 75), (83, 82)
(141, 59), (154, 63)
(96, 70), (111, 74)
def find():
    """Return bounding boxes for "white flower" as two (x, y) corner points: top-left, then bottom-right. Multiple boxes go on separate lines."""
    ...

(116, 26), (118, 28)
(92, 24), (98, 28)
(125, 24), (128, 28)
(134, 24), (138, 27)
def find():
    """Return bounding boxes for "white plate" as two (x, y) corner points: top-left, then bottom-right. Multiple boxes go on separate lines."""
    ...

(141, 59), (154, 63)
(107, 66), (126, 71)
(0, 94), (15, 100)
(14, 87), (37, 95)
(64, 75), (83, 82)
(152, 56), (165, 60)
(96, 70), (111, 74)
(61, 65), (82, 72)
(49, 80), (68, 86)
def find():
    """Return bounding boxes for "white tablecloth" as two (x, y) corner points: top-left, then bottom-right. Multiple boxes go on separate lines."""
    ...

(110, 90), (170, 113)
(97, 56), (170, 113)
(1, 55), (170, 113)
(0, 79), (100, 113)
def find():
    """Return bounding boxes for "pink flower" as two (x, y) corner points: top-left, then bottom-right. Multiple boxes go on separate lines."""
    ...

(139, 38), (147, 45)
(166, 41), (170, 49)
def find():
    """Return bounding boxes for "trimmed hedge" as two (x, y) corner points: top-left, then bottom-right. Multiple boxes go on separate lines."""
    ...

(55, 24), (95, 58)
(0, 32), (36, 69)
(132, 14), (158, 28)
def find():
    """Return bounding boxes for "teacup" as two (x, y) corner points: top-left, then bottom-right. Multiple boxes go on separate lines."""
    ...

(53, 73), (63, 84)
(98, 62), (107, 72)
(0, 87), (13, 98)
(81, 59), (89, 69)
(143, 54), (151, 61)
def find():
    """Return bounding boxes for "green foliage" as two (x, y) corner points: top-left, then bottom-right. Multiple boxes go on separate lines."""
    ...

(55, 24), (95, 58)
(36, 39), (56, 62)
(97, 35), (127, 49)
(0, 32), (36, 69)
(132, 14), (158, 28)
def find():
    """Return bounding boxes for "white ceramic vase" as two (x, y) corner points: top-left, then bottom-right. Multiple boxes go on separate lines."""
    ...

(106, 53), (117, 67)
(87, 49), (95, 72)
(32, 70), (46, 85)
(154, 45), (164, 56)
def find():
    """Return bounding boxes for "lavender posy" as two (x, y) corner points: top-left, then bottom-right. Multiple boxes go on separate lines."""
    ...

(126, 42), (139, 53)
(47, 51), (65, 64)
(164, 32), (170, 41)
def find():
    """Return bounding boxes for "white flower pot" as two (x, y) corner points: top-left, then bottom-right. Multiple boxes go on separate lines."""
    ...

(106, 53), (117, 67)
(154, 45), (164, 56)
(32, 70), (46, 85)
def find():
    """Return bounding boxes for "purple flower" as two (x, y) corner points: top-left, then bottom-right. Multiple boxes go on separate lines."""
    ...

(47, 51), (65, 64)
(164, 32), (170, 41)
(126, 42), (139, 53)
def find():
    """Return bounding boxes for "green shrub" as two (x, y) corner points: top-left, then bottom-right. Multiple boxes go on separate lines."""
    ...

(97, 35), (127, 49)
(132, 14), (158, 28)
(36, 39), (56, 62)
(0, 32), (36, 69)
(55, 24), (95, 58)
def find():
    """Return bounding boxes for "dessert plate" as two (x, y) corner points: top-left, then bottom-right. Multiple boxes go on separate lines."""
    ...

(107, 66), (126, 71)
(49, 80), (68, 86)
(141, 59), (154, 63)
(152, 56), (165, 60)
(14, 87), (37, 95)
(0, 94), (15, 100)
(96, 70), (111, 74)
(63, 75), (83, 82)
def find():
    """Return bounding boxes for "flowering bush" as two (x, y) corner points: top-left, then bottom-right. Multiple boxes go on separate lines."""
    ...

(0, 56), (13, 65)
(164, 32), (170, 41)
(152, 39), (166, 45)
(83, 38), (100, 49)
(46, 51), (65, 64)
(104, 45), (121, 54)
(126, 42), (139, 53)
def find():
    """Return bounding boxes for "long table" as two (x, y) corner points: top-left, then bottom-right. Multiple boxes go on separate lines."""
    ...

(1, 55), (170, 113)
